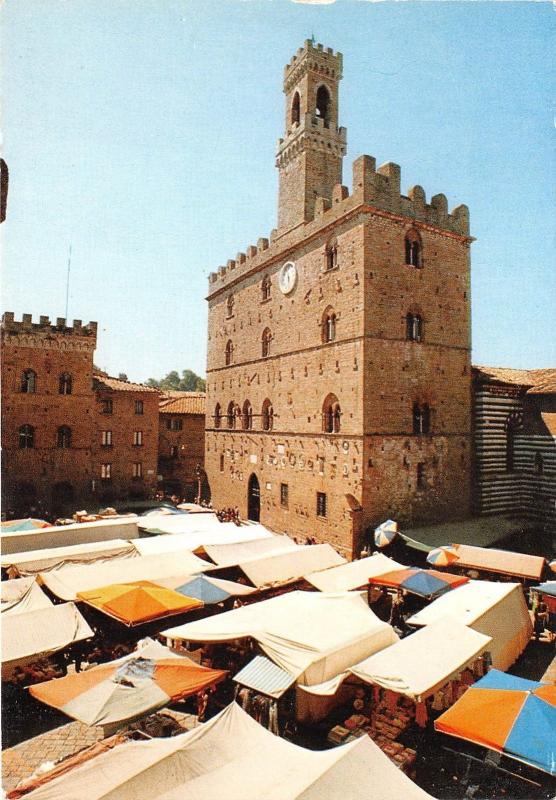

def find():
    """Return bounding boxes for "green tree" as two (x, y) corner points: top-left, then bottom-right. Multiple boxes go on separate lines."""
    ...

(146, 369), (205, 392)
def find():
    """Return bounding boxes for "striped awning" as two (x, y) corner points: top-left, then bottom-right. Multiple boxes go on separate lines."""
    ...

(233, 655), (296, 699)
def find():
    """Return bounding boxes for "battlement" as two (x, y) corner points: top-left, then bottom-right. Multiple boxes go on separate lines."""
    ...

(277, 113), (347, 163)
(208, 152), (470, 294)
(284, 40), (343, 92)
(1, 312), (98, 338)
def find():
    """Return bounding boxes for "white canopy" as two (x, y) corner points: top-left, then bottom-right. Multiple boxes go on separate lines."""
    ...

(2, 602), (93, 676)
(138, 511), (274, 541)
(1, 539), (137, 577)
(133, 523), (276, 557)
(1, 576), (53, 615)
(407, 580), (532, 670)
(39, 551), (212, 601)
(0, 516), (139, 555)
(203, 534), (299, 567)
(164, 590), (398, 687)
(235, 544), (346, 589)
(21, 701), (434, 800)
(305, 553), (404, 592)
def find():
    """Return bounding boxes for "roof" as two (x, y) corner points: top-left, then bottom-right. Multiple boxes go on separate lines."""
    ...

(235, 543), (345, 589)
(1, 539), (137, 577)
(305, 553), (403, 592)
(473, 365), (556, 394)
(234, 654), (296, 698)
(93, 374), (160, 394)
(407, 580), (522, 627)
(449, 543), (545, 580)
(159, 393), (206, 415)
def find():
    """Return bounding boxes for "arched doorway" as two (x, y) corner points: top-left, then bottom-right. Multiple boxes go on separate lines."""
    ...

(247, 473), (260, 522)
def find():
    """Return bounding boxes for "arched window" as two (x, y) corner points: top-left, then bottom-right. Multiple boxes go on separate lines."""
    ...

(214, 403), (222, 429)
(19, 424), (34, 449)
(262, 328), (272, 358)
(21, 369), (36, 394)
(413, 402), (431, 434)
(242, 400), (253, 430)
(405, 229), (422, 268)
(322, 393), (341, 433)
(406, 313), (424, 342)
(322, 308), (337, 343)
(225, 340), (234, 366)
(226, 294), (234, 319)
(315, 85), (330, 124)
(291, 91), (300, 125)
(57, 425), (72, 448)
(227, 401), (236, 429)
(325, 240), (338, 271)
(261, 275), (271, 301)
(59, 373), (72, 395)
(534, 451), (544, 475)
(505, 412), (522, 473)
(261, 398), (274, 431)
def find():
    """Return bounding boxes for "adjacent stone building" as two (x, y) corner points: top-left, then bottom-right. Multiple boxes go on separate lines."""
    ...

(473, 366), (556, 532)
(158, 392), (206, 500)
(205, 41), (473, 556)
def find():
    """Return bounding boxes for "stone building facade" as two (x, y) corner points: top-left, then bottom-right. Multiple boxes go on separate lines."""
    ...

(473, 366), (556, 532)
(205, 41), (473, 556)
(158, 392), (206, 500)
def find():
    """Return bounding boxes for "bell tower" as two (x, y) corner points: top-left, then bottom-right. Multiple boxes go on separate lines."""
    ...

(276, 40), (347, 234)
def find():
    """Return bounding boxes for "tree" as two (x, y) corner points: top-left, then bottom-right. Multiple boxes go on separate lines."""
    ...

(146, 369), (206, 392)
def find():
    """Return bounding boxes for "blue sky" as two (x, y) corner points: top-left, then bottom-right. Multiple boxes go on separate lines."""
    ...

(2, 0), (554, 381)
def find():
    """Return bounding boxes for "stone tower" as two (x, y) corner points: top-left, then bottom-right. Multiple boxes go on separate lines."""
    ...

(276, 40), (347, 234)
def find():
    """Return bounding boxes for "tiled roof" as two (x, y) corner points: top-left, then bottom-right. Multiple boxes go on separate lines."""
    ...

(473, 366), (556, 394)
(159, 392), (206, 415)
(93, 374), (160, 394)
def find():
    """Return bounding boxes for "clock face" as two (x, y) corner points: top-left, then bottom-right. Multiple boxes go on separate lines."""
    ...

(279, 261), (297, 295)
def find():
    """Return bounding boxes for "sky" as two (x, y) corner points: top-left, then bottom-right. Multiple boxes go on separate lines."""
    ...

(2, 0), (555, 382)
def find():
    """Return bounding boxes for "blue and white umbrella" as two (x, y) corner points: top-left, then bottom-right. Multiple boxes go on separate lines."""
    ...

(374, 519), (399, 548)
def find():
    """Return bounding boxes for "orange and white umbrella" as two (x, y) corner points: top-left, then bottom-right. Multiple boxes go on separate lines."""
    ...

(374, 520), (399, 548)
(426, 546), (459, 567)
(76, 581), (203, 626)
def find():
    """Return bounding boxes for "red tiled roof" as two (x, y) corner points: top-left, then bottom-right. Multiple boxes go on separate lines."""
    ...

(93, 374), (160, 394)
(159, 393), (206, 415)
(473, 366), (556, 394)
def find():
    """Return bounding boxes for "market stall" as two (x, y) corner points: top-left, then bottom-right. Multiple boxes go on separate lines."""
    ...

(1, 576), (53, 615)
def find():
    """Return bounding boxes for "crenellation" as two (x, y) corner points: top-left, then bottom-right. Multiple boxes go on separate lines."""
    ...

(226, 259), (236, 271)
(257, 237), (269, 252)
(1, 312), (97, 337)
(332, 184), (349, 204)
(246, 245), (258, 258)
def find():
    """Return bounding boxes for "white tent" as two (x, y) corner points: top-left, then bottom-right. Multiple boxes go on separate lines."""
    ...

(39, 550), (212, 601)
(1, 576), (53, 615)
(2, 602), (93, 677)
(138, 511), (274, 542)
(1, 539), (138, 577)
(0, 516), (139, 555)
(133, 524), (277, 557)
(21, 701), (435, 800)
(407, 580), (532, 671)
(203, 534), (299, 567)
(305, 553), (404, 592)
(232, 544), (346, 589)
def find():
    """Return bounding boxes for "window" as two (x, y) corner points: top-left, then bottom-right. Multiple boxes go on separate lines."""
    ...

(170, 445), (178, 458)
(59, 373), (72, 395)
(315, 85), (330, 124)
(416, 462), (426, 490)
(261, 275), (271, 301)
(291, 91), (300, 125)
(133, 431), (143, 446)
(100, 463), (111, 480)
(19, 424), (34, 449)
(135, 400), (144, 415)
(226, 294), (235, 319)
(406, 313), (423, 342)
(405, 229), (422, 268)
(261, 398), (274, 431)
(227, 401), (236, 429)
(132, 462), (143, 479)
(412, 403), (431, 434)
(242, 400), (253, 430)
(322, 393), (341, 433)
(534, 451), (544, 475)
(21, 369), (36, 394)
(505, 413), (521, 473)
(171, 418), (183, 431)
(101, 430), (112, 447)
(316, 491), (327, 518)
(280, 483), (289, 508)
(322, 308), (336, 343)
(57, 426), (71, 448)
(325, 241), (338, 271)
(102, 398), (113, 414)
(225, 340), (234, 366)
(214, 403), (222, 429)
(262, 328), (272, 358)
(219, 453), (225, 472)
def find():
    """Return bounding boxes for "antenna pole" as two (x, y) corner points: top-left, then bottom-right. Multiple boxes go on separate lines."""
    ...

(65, 244), (72, 319)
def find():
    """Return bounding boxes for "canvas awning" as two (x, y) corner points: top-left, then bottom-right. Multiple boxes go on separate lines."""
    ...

(0, 517), (139, 555)
(39, 551), (211, 601)
(77, 581), (204, 626)
(234, 654), (296, 699)
(17, 701), (435, 800)
(1, 539), (138, 578)
(2, 602), (93, 676)
(137, 512), (275, 548)
(202, 534), (299, 567)
(368, 568), (468, 599)
(305, 553), (404, 592)
(1, 576), (53, 615)
(234, 544), (346, 589)
(446, 544), (545, 580)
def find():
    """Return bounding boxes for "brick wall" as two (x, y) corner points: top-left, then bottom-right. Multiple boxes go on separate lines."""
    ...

(158, 412), (206, 499)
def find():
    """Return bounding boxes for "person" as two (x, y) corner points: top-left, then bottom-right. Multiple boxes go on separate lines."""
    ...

(389, 590), (406, 634)
(196, 690), (209, 722)
(534, 601), (549, 641)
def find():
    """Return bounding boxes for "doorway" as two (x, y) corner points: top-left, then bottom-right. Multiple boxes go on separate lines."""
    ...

(247, 473), (260, 522)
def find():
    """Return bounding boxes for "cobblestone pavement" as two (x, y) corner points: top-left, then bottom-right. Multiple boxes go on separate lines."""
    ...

(2, 709), (196, 795)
